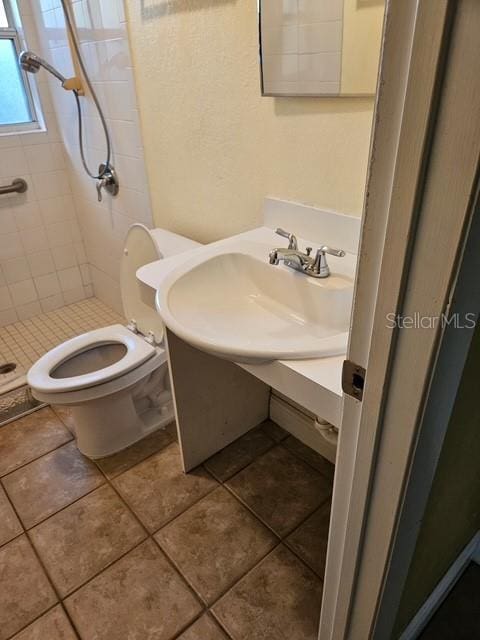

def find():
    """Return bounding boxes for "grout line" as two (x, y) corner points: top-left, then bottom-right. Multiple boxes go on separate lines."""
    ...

(2, 407), (328, 639)
(0, 434), (74, 482)
(59, 536), (149, 604)
(1, 471), (106, 533)
(118, 474), (221, 536)
(1, 486), (82, 640)
(91, 427), (178, 481)
(278, 438), (336, 484)
(202, 435), (277, 484)
(222, 474), (330, 581)
(25, 535), (83, 640)
(4, 602), (63, 640)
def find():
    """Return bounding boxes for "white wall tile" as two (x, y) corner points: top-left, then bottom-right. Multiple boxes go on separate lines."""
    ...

(57, 265), (83, 291)
(298, 21), (342, 54)
(9, 279), (38, 306)
(263, 54), (299, 83)
(80, 263), (91, 284)
(0, 286), (13, 311)
(20, 226), (50, 253)
(51, 243), (78, 270)
(40, 292), (65, 312)
(6, 0), (155, 317)
(27, 250), (56, 276)
(16, 300), (42, 320)
(262, 0), (298, 27)
(298, 52), (342, 82)
(0, 308), (18, 326)
(0, 148), (28, 179)
(2, 258), (31, 284)
(46, 220), (73, 247)
(11, 202), (42, 231)
(32, 170), (71, 200)
(24, 143), (64, 173)
(104, 81), (135, 120)
(0, 209), (17, 235)
(262, 26), (298, 56)
(34, 272), (61, 298)
(39, 195), (76, 225)
(0, 233), (24, 260)
(63, 285), (87, 304)
(298, 0), (343, 24)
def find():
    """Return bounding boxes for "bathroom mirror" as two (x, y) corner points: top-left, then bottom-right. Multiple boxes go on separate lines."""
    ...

(259, 0), (386, 97)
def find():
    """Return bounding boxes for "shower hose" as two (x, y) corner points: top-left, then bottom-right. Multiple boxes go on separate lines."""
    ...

(60, 0), (112, 181)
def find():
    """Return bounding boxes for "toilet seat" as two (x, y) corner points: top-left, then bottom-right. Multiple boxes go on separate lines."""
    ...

(28, 324), (156, 394)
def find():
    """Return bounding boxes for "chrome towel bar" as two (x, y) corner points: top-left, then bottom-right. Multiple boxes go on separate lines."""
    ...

(0, 178), (28, 195)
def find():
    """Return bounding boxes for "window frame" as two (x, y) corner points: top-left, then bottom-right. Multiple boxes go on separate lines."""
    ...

(0, 0), (44, 135)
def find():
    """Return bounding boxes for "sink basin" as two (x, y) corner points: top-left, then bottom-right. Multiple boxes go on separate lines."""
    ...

(156, 251), (353, 363)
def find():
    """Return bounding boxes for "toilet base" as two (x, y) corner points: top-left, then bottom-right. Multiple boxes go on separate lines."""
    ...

(62, 361), (175, 459)
(71, 396), (174, 460)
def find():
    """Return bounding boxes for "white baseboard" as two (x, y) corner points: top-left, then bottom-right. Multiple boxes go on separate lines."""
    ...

(399, 530), (480, 640)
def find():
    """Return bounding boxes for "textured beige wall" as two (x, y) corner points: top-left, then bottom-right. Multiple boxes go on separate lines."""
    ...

(125, 0), (374, 243)
(341, 0), (385, 94)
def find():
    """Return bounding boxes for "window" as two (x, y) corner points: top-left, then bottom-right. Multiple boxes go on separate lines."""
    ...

(0, 0), (41, 133)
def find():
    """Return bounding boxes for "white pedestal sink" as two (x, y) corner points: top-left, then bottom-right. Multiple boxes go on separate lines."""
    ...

(137, 199), (360, 427)
(157, 250), (353, 363)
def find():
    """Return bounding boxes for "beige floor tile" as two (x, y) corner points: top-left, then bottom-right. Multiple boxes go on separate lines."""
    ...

(178, 614), (229, 640)
(212, 545), (322, 640)
(65, 539), (202, 640)
(286, 501), (331, 577)
(0, 407), (72, 477)
(12, 606), (77, 640)
(30, 485), (147, 596)
(0, 483), (23, 547)
(282, 436), (335, 481)
(51, 406), (76, 434)
(113, 442), (217, 532)
(226, 446), (331, 537)
(156, 486), (277, 604)
(3, 441), (104, 528)
(204, 427), (275, 482)
(0, 535), (57, 640)
(260, 420), (288, 442)
(96, 423), (177, 479)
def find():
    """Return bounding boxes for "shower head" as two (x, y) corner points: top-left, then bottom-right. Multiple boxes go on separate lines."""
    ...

(19, 51), (67, 84)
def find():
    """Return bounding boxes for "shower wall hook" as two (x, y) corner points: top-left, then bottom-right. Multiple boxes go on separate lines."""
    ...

(62, 76), (84, 95)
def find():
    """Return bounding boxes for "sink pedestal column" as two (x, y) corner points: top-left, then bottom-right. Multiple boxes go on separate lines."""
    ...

(166, 329), (270, 472)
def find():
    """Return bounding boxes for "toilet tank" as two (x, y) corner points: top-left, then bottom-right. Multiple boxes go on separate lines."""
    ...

(121, 224), (201, 344)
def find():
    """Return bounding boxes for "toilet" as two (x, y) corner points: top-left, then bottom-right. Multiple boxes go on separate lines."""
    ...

(27, 224), (200, 459)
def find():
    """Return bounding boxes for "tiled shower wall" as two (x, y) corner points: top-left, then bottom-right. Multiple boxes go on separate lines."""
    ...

(0, 1), (91, 327)
(31, 0), (153, 314)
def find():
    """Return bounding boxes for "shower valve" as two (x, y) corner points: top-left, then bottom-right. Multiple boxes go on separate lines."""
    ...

(96, 164), (119, 202)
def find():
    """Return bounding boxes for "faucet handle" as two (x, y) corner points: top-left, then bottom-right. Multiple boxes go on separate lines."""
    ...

(312, 246), (346, 278)
(275, 228), (298, 250)
(319, 246), (346, 257)
(96, 178), (107, 202)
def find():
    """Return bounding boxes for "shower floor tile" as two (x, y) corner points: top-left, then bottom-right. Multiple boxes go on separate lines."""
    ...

(0, 408), (333, 640)
(0, 298), (124, 392)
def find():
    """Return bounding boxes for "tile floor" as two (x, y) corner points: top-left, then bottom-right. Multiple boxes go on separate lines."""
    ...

(0, 406), (334, 640)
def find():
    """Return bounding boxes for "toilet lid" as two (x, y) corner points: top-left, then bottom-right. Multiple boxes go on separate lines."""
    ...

(121, 224), (165, 344)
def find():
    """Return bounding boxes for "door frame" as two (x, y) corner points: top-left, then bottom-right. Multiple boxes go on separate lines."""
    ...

(319, 0), (480, 638)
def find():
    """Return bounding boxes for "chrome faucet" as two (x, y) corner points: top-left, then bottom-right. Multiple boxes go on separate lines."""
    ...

(269, 228), (345, 278)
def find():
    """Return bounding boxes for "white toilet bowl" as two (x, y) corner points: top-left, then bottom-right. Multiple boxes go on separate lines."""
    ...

(27, 225), (200, 459)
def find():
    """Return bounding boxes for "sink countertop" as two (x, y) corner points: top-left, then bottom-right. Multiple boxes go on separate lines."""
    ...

(137, 225), (355, 426)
